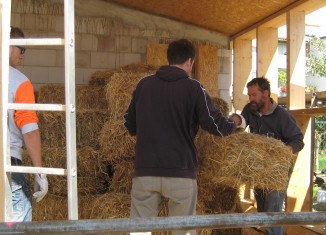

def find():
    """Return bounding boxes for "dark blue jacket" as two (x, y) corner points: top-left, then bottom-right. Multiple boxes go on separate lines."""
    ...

(124, 65), (237, 179)
(241, 99), (304, 154)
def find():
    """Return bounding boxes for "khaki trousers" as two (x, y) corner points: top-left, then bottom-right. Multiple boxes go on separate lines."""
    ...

(130, 176), (197, 235)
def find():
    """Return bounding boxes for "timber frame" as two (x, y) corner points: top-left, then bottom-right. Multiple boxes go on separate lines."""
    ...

(232, 0), (326, 213)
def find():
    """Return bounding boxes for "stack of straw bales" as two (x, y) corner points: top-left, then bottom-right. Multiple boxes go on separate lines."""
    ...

(31, 80), (111, 220)
(28, 62), (293, 235)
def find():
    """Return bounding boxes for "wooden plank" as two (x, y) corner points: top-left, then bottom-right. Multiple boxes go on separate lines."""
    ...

(233, 38), (253, 112)
(195, 44), (218, 98)
(287, 10), (306, 110)
(285, 225), (325, 235)
(257, 26), (279, 102)
(146, 44), (168, 67)
(279, 91), (326, 105)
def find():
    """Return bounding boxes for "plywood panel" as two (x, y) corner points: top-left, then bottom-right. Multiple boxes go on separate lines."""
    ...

(257, 26), (278, 102)
(109, 0), (300, 36)
(233, 38), (253, 112)
(146, 44), (168, 67)
(195, 44), (218, 98)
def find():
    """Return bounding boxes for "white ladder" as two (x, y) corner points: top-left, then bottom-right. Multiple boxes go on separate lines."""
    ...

(0, 0), (78, 221)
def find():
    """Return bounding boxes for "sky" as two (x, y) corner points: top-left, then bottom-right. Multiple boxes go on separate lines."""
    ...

(278, 6), (326, 38)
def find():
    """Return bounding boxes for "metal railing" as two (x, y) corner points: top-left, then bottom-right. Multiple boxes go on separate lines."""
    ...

(0, 212), (325, 235)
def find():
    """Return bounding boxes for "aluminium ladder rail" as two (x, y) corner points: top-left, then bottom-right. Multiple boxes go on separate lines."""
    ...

(0, 0), (78, 221)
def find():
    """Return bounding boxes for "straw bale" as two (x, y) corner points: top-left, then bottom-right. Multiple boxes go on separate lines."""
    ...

(32, 194), (68, 221)
(203, 186), (240, 214)
(106, 65), (157, 118)
(23, 146), (110, 196)
(109, 158), (134, 194)
(38, 109), (108, 148)
(85, 193), (131, 219)
(146, 44), (169, 67)
(197, 132), (294, 191)
(211, 97), (229, 118)
(38, 84), (108, 110)
(99, 118), (136, 164)
(89, 69), (115, 86)
(120, 63), (159, 73)
(211, 228), (242, 235)
(32, 193), (95, 221)
(195, 44), (218, 98)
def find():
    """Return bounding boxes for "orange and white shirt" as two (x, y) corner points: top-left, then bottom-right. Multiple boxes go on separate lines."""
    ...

(9, 66), (39, 160)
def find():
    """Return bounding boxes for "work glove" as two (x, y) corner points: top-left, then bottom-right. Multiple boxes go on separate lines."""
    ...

(33, 173), (48, 202)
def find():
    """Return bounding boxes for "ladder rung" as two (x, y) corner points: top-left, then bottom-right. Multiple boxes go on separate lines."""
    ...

(8, 103), (65, 111)
(10, 38), (64, 46)
(6, 166), (67, 176)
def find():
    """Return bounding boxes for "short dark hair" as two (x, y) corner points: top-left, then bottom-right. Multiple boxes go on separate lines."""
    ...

(167, 39), (196, 65)
(247, 77), (271, 96)
(10, 27), (24, 39)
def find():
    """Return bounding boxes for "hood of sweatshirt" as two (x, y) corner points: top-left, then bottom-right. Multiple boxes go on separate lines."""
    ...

(156, 65), (189, 82)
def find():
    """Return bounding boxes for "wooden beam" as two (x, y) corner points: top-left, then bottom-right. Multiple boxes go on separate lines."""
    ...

(231, 0), (326, 40)
(289, 107), (326, 116)
(257, 26), (279, 102)
(233, 38), (252, 112)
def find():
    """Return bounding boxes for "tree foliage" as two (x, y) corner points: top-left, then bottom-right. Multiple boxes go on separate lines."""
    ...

(306, 36), (326, 78)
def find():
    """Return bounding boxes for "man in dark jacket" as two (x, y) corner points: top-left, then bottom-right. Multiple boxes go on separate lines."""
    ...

(241, 77), (304, 235)
(124, 39), (244, 235)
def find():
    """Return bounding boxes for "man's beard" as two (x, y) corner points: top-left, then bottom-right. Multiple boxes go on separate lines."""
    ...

(249, 101), (261, 112)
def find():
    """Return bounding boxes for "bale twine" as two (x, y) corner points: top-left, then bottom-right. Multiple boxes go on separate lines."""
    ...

(23, 146), (110, 196)
(38, 84), (108, 110)
(109, 158), (134, 194)
(197, 131), (294, 191)
(99, 118), (136, 164)
(106, 66), (157, 119)
(38, 109), (108, 148)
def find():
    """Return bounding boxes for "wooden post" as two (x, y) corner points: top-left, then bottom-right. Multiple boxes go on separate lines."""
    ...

(286, 10), (306, 110)
(285, 9), (312, 212)
(233, 37), (253, 112)
(257, 26), (279, 102)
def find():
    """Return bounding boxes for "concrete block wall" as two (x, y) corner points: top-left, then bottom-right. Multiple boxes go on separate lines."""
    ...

(218, 49), (232, 110)
(11, 0), (231, 103)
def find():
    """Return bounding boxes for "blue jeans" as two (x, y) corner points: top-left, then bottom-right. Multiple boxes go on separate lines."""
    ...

(11, 173), (32, 222)
(254, 189), (286, 235)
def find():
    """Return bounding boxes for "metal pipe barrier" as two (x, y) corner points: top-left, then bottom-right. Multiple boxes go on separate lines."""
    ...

(0, 212), (325, 235)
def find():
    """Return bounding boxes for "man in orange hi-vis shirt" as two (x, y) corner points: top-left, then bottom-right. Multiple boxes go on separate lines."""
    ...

(9, 27), (48, 221)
